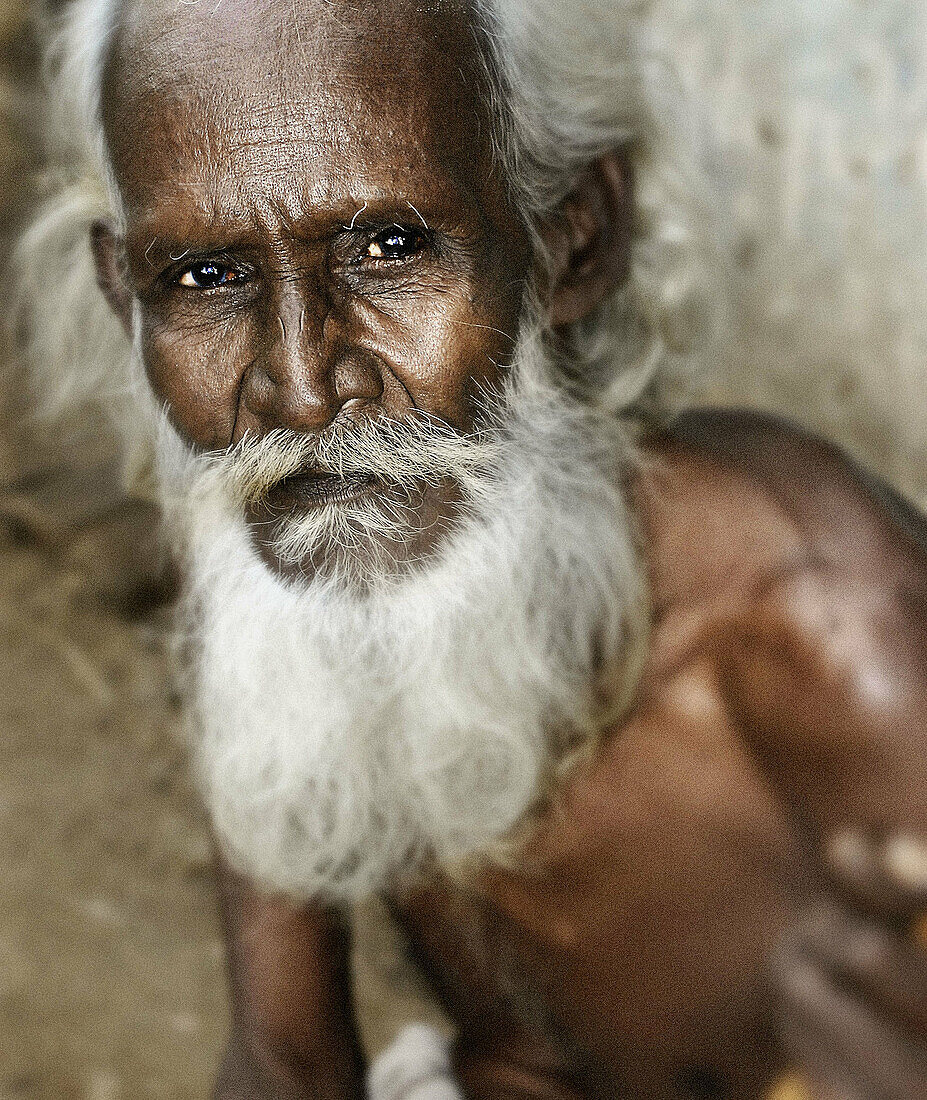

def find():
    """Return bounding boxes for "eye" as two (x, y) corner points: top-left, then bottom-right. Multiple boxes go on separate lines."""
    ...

(363, 227), (428, 261)
(178, 261), (243, 289)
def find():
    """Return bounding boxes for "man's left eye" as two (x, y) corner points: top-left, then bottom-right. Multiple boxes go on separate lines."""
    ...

(364, 228), (427, 261)
(178, 262), (242, 289)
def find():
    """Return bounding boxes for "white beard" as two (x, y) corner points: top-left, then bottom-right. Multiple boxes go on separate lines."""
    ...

(153, 322), (648, 903)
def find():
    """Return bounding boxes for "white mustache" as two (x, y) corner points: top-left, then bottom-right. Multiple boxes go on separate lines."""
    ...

(214, 413), (504, 507)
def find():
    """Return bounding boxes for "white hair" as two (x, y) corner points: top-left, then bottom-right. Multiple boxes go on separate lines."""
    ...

(8, 0), (712, 491)
(15, 0), (927, 508)
(4, 0), (673, 900)
(474, 0), (716, 410)
(159, 319), (647, 901)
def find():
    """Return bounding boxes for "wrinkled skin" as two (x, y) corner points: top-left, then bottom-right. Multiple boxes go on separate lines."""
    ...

(395, 414), (927, 1100)
(90, 1), (927, 1098)
(93, 0), (537, 573)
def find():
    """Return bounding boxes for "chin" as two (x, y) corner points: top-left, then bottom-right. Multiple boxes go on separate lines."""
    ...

(246, 476), (467, 592)
(152, 323), (649, 903)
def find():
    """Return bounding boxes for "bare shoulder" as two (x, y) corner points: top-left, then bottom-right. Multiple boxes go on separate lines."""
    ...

(640, 406), (927, 610)
(668, 406), (927, 561)
(639, 407), (927, 840)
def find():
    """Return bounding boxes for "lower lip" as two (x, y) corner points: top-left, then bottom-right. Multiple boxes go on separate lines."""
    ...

(266, 471), (379, 509)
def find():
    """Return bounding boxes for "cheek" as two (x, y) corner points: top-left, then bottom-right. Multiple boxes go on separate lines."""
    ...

(375, 284), (523, 431)
(141, 314), (252, 449)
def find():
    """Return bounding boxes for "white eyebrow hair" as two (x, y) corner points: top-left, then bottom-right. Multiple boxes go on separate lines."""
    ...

(348, 202), (368, 229)
(406, 201), (429, 228)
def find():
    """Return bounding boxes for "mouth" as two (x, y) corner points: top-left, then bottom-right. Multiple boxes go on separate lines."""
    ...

(264, 469), (381, 510)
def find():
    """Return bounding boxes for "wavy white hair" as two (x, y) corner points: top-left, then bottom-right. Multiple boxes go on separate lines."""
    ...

(15, 1), (927, 511)
(5, 0), (675, 896)
(9, 0), (712, 489)
(165, 317), (648, 900)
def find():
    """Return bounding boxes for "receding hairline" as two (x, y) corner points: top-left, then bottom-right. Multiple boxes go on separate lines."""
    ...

(100, 0), (491, 103)
(97, 0), (507, 188)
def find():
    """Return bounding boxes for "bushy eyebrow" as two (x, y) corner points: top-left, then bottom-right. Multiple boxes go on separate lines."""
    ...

(124, 189), (484, 275)
(406, 201), (429, 228)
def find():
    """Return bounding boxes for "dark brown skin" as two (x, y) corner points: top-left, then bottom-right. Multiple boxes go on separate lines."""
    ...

(394, 416), (927, 1100)
(89, 1), (927, 1098)
(213, 855), (364, 1099)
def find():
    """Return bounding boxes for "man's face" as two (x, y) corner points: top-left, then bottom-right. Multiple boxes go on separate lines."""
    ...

(101, 0), (533, 576)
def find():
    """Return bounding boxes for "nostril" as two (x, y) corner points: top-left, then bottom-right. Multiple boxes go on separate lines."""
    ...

(339, 396), (376, 418)
(335, 356), (385, 408)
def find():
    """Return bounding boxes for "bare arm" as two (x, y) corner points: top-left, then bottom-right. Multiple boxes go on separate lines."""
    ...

(214, 855), (365, 1100)
(720, 554), (927, 848)
(720, 531), (927, 1098)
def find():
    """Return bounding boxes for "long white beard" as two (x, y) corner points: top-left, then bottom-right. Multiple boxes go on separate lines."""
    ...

(154, 323), (647, 903)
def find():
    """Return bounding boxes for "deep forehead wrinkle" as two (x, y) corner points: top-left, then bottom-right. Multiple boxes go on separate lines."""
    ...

(124, 172), (487, 262)
(103, 0), (496, 183)
(106, 0), (484, 102)
(102, 0), (503, 238)
(116, 89), (492, 240)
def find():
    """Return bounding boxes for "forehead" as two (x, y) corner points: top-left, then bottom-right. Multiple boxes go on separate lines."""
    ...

(102, 0), (501, 229)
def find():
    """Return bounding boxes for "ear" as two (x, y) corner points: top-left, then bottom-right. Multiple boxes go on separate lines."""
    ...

(90, 220), (134, 333)
(538, 149), (633, 328)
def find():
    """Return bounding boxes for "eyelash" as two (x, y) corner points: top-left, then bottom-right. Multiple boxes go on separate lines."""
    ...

(166, 225), (434, 292)
(176, 261), (243, 290)
(164, 254), (247, 293)
(352, 225), (432, 264)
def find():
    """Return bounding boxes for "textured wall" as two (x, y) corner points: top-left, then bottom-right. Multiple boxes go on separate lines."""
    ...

(647, 0), (927, 503)
(5, 2), (927, 501)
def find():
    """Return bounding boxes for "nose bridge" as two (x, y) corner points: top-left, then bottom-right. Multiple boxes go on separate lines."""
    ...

(238, 263), (386, 443)
(259, 273), (338, 432)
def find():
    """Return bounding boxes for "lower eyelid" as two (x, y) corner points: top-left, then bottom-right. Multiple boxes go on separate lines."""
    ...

(176, 269), (246, 289)
(358, 244), (430, 266)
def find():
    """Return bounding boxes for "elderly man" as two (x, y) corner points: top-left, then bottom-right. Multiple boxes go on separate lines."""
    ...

(15, 0), (927, 1097)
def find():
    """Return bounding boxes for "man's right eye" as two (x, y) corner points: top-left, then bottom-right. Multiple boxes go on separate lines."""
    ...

(178, 262), (243, 289)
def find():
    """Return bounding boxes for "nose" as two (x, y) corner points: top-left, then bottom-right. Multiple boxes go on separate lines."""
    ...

(237, 291), (383, 441)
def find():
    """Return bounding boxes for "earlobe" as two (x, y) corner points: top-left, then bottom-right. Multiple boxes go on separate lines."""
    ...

(90, 220), (134, 333)
(541, 149), (633, 328)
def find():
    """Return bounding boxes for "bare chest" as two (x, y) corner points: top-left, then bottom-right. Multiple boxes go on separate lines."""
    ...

(391, 671), (814, 1099)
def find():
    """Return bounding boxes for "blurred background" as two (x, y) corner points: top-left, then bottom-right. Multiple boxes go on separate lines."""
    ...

(0, 1), (925, 1097)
